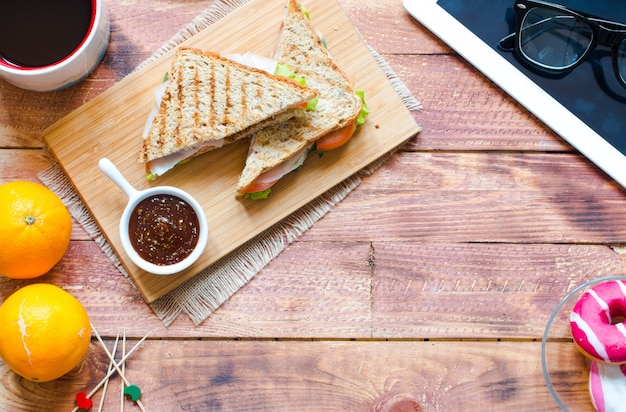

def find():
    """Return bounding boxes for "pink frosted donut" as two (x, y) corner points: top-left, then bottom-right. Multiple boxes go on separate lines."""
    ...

(570, 280), (626, 364)
(589, 361), (626, 412)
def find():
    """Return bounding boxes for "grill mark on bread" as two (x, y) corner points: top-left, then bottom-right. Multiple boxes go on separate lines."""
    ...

(238, 68), (246, 132)
(191, 65), (199, 144)
(224, 62), (232, 134)
(188, 64), (199, 147)
(156, 93), (168, 152)
(208, 59), (216, 131)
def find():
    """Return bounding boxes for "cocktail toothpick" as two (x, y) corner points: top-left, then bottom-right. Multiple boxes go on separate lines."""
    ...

(72, 327), (151, 412)
(90, 323), (148, 412)
(98, 333), (120, 412)
(121, 328), (126, 412)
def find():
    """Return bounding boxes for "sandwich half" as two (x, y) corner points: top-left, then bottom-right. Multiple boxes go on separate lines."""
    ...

(139, 47), (318, 179)
(235, 0), (364, 198)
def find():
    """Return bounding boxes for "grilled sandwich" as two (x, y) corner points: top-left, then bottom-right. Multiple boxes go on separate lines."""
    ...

(139, 47), (318, 179)
(235, 0), (364, 198)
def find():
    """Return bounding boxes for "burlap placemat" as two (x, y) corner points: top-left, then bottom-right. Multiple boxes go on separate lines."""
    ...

(39, 0), (422, 326)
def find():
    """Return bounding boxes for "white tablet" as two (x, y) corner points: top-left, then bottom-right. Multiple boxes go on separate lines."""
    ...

(404, 0), (626, 189)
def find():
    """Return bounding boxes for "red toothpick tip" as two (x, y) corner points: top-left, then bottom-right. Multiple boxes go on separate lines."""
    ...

(75, 392), (93, 410)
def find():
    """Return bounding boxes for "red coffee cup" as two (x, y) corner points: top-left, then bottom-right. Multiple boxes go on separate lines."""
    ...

(0, 0), (110, 92)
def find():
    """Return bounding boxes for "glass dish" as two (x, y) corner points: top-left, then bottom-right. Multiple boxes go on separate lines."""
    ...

(542, 275), (626, 411)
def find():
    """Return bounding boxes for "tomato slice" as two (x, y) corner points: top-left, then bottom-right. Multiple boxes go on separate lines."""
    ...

(243, 179), (277, 194)
(315, 121), (357, 151)
(288, 101), (309, 109)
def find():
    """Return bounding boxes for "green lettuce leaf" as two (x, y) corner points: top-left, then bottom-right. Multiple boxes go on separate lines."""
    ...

(275, 64), (318, 111)
(245, 188), (272, 200)
(355, 89), (370, 126)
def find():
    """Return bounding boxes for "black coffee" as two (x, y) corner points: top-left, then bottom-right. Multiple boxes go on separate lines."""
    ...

(0, 0), (93, 68)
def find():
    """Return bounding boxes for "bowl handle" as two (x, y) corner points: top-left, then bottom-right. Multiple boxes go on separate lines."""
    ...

(98, 158), (139, 200)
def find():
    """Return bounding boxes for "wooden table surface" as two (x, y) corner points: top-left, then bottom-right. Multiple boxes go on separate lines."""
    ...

(2, 0), (625, 410)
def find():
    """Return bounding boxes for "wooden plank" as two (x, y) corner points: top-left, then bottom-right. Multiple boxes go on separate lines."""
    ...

(371, 242), (626, 339)
(0, 240), (373, 337)
(3, 240), (622, 341)
(0, 340), (591, 411)
(384, 54), (572, 152)
(340, 0), (451, 55)
(0, 149), (50, 180)
(309, 152), (626, 243)
(106, 0), (217, 56)
(42, 0), (420, 303)
(0, 128), (43, 149)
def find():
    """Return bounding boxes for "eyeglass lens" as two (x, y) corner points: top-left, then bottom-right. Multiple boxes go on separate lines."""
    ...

(519, 7), (593, 70)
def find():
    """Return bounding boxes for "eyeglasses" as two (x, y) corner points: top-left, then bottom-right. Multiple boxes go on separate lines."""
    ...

(498, 0), (626, 89)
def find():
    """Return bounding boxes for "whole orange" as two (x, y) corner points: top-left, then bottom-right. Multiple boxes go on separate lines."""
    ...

(0, 283), (91, 382)
(0, 181), (72, 279)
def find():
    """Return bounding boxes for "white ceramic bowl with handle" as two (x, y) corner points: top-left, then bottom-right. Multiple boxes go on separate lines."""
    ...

(98, 158), (208, 275)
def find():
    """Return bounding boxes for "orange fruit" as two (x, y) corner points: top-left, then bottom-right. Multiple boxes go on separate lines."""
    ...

(0, 180), (72, 279)
(0, 283), (91, 382)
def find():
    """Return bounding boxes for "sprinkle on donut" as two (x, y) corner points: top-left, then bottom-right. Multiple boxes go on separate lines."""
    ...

(569, 280), (626, 364)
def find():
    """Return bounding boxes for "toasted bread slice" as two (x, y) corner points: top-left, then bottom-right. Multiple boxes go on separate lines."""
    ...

(138, 47), (318, 171)
(236, 0), (362, 197)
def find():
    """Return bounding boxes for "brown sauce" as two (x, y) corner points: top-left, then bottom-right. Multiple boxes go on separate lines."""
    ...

(128, 194), (200, 266)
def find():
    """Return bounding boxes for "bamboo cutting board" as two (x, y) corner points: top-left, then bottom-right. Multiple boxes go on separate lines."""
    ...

(43, 0), (420, 303)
